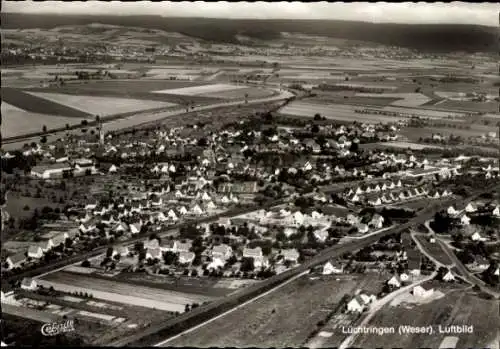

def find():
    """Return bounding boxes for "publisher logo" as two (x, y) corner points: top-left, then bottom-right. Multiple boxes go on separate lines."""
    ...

(41, 320), (75, 336)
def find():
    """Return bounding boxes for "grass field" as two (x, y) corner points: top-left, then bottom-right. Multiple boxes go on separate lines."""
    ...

(433, 100), (498, 113)
(2, 87), (91, 118)
(413, 234), (453, 266)
(166, 273), (387, 348)
(355, 93), (431, 107)
(400, 126), (492, 141)
(38, 271), (216, 313)
(352, 289), (499, 349)
(25, 91), (177, 116)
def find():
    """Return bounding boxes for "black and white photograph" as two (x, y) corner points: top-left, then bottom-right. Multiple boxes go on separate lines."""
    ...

(1, 2), (499, 348)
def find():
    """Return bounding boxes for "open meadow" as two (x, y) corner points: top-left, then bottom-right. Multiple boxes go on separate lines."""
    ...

(165, 273), (387, 348)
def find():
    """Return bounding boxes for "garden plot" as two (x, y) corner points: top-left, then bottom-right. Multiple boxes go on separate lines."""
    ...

(38, 272), (215, 313)
(153, 83), (247, 96)
(25, 92), (177, 116)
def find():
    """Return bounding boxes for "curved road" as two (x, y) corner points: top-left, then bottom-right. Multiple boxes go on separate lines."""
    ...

(108, 186), (499, 347)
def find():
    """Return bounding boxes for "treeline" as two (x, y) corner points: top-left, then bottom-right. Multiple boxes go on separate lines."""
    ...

(2, 13), (497, 52)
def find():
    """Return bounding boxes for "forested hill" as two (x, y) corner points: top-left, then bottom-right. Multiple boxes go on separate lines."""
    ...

(2, 13), (497, 53)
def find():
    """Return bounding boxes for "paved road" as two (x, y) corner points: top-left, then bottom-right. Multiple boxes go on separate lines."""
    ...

(108, 187), (496, 347)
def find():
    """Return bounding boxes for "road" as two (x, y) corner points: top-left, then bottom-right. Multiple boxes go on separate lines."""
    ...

(2, 86), (294, 151)
(154, 271), (310, 347)
(338, 271), (438, 349)
(423, 219), (500, 299)
(108, 186), (497, 347)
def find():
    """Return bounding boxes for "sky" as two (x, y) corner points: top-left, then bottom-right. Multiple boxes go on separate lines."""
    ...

(3, 2), (498, 27)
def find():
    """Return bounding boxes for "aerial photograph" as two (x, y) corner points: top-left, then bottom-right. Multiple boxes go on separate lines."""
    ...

(0, 2), (499, 348)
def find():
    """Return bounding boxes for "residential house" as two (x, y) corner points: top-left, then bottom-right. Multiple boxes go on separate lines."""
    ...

(413, 285), (434, 298)
(387, 275), (401, 288)
(347, 296), (365, 313)
(465, 203), (477, 213)
(314, 229), (329, 243)
(146, 248), (162, 261)
(460, 214), (471, 226)
(21, 278), (38, 291)
(173, 241), (192, 253)
(369, 214), (385, 229)
(145, 238), (160, 250)
(5, 253), (27, 269)
(322, 261), (343, 275)
(27, 246), (44, 259)
(178, 251), (195, 265)
(129, 223), (142, 235)
(39, 239), (54, 253)
(281, 249), (300, 263)
(443, 270), (455, 282)
(212, 244), (233, 261)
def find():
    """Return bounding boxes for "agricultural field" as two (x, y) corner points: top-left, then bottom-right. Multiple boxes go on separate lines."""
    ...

(23, 79), (220, 105)
(278, 102), (406, 124)
(1, 102), (83, 138)
(354, 93), (431, 107)
(165, 273), (388, 348)
(2, 87), (91, 118)
(400, 126), (493, 141)
(37, 271), (216, 313)
(432, 100), (498, 113)
(351, 288), (499, 349)
(199, 86), (275, 100)
(153, 83), (247, 96)
(25, 91), (177, 117)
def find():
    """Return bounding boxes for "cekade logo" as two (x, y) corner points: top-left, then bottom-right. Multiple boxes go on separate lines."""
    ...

(41, 320), (75, 336)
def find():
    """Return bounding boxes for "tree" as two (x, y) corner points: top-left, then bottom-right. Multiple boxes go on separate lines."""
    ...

(40, 136), (47, 144)
(42, 125), (47, 133)
(185, 304), (191, 312)
(314, 113), (322, 121)
(240, 257), (255, 272)
(81, 260), (91, 268)
(81, 120), (88, 126)
(106, 247), (114, 258)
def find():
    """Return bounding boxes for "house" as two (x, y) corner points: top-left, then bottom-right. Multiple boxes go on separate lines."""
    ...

(207, 257), (225, 271)
(347, 296), (365, 313)
(117, 246), (130, 257)
(6, 253), (27, 269)
(190, 204), (204, 216)
(369, 214), (385, 229)
(39, 239), (54, 252)
(322, 261), (343, 275)
(173, 241), (192, 253)
(129, 223), (142, 235)
(460, 214), (471, 226)
(212, 244), (233, 261)
(413, 285), (434, 298)
(145, 238), (160, 250)
(30, 163), (72, 179)
(471, 232), (486, 242)
(492, 205), (500, 217)
(178, 251), (195, 265)
(447, 206), (459, 217)
(21, 278), (38, 291)
(387, 275), (401, 288)
(243, 247), (263, 259)
(27, 246), (44, 259)
(400, 273), (410, 282)
(465, 203), (477, 213)
(281, 249), (300, 263)
(146, 248), (162, 260)
(314, 229), (329, 242)
(443, 270), (455, 282)
(356, 223), (369, 234)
